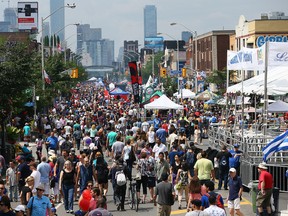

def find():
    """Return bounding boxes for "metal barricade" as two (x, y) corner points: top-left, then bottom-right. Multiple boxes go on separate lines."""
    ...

(208, 124), (288, 191)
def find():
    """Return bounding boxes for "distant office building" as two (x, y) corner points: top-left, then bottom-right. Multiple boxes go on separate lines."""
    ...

(144, 5), (157, 38)
(43, 22), (50, 38)
(4, 8), (17, 32)
(182, 31), (192, 42)
(76, 24), (114, 66)
(124, 40), (139, 66)
(50, 0), (65, 41)
(0, 22), (10, 32)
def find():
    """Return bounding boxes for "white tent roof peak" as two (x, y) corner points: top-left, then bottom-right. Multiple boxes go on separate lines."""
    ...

(144, 94), (183, 110)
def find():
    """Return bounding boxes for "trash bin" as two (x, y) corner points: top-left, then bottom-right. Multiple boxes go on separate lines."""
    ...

(250, 180), (259, 213)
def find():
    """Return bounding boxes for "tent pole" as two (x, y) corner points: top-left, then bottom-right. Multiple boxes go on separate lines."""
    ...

(263, 41), (269, 137)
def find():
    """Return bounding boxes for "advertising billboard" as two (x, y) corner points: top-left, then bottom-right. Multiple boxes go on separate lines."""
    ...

(18, 2), (38, 31)
(144, 37), (164, 51)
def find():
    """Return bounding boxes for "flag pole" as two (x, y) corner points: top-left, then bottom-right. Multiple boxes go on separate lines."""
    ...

(263, 41), (269, 137)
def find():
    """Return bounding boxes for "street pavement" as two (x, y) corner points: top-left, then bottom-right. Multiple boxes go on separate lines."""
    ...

(10, 139), (288, 215)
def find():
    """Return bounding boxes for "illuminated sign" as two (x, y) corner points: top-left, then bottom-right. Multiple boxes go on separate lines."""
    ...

(256, 35), (288, 47)
(18, 2), (38, 31)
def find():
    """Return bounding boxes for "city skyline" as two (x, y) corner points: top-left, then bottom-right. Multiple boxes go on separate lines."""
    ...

(0, 0), (287, 58)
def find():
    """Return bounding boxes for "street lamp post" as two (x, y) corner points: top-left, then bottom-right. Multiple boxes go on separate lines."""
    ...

(52, 23), (79, 56)
(41, 3), (76, 90)
(157, 32), (180, 98)
(170, 23), (198, 93)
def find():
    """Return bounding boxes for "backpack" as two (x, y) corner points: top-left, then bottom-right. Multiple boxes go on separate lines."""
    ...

(186, 152), (195, 168)
(128, 146), (136, 162)
(115, 169), (126, 186)
(207, 192), (224, 209)
(179, 170), (188, 186)
(219, 155), (228, 167)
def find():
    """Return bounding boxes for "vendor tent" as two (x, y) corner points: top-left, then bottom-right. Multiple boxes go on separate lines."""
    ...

(144, 95), (183, 110)
(267, 100), (288, 113)
(109, 87), (130, 95)
(88, 77), (97, 81)
(195, 90), (218, 101)
(227, 66), (288, 95)
(173, 89), (196, 99)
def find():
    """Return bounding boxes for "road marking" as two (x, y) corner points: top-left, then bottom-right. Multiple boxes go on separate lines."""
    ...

(55, 202), (63, 209)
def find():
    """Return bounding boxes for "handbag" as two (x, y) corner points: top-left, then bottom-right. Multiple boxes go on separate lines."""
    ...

(135, 171), (142, 180)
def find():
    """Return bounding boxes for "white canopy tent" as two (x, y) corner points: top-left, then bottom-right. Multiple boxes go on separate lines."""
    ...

(88, 77), (97, 81)
(173, 89), (196, 99)
(227, 67), (288, 95)
(144, 94), (184, 110)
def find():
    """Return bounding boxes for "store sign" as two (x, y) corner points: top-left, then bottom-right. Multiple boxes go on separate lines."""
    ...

(18, 2), (38, 31)
(256, 35), (288, 47)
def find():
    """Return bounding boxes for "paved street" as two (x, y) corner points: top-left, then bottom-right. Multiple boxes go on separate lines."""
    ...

(9, 140), (259, 216)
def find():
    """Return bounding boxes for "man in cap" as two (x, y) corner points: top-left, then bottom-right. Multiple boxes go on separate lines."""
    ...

(16, 155), (31, 193)
(229, 144), (243, 175)
(27, 184), (52, 216)
(15, 205), (25, 216)
(0, 196), (15, 215)
(256, 163), (273, 216)
(88, 197), (112, 216)
(227, 168), (244, 216)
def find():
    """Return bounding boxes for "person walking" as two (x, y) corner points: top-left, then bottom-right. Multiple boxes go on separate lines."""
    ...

(155, 152), (170, 183)
(194, 151), (215, 185)
(37, 156), (51, 196)
(136, 152), (149, 203)
(153, 173), (175, 216)
(175, 162), (189, 209)
(110, 158), (128, 211)
(203, 195), (226, 216)
(88, 197), (112, 216)
(256, 163), (273, 216)
(227, 168), (244, 216)
(216, 145), (232, 190)
(59, 160), (76, 213)
(20, 176), (34, 205)
(6, 161), (18, 202)
(27, 184), (52, 216)
(0, 196), (16, 216)
(76, 157), (93, 194)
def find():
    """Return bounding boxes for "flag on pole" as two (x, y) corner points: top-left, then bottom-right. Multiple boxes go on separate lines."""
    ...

(262, 130), (288, 162)
(43, 70), (51, 84)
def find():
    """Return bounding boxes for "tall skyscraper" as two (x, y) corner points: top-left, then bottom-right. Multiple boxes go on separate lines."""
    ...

(50, 0), (65, 41)
(144, 5), (157, 38)
(4, 8), (17, 32)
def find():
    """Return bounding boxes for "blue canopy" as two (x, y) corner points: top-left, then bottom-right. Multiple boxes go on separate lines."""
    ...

(109, 87), (130, 95)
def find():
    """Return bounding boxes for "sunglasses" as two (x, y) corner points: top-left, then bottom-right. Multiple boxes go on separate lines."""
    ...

(36, 189), (44, 192)
(0, 188), (4, 190)
(87, 185), (93, 187)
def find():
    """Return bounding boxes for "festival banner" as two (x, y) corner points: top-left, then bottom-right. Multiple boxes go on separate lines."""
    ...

(128, 61), (140, 103)
(268, 42), (288, 67)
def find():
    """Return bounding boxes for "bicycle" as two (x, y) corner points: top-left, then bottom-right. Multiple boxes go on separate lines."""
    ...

(128, 178), (139, 212)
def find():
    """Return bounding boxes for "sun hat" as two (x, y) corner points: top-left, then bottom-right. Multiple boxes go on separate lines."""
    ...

(258, 162), (268, 170)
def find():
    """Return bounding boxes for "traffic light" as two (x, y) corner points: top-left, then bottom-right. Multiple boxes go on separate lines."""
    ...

(160, 68), (167, 77)
(70, 68), (78, 78)
(182, 68), (187, 78)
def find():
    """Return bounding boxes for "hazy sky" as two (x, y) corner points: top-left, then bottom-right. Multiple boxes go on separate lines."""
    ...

(1, 0), (288, 57)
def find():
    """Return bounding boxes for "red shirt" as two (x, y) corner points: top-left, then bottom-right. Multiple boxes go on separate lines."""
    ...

(258, 170), (273, 189)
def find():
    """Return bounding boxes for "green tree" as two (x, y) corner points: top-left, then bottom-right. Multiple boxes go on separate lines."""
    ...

(0, 40), (39, 155)
(141, 51), (163, 84)
(205, 70), (227, 94)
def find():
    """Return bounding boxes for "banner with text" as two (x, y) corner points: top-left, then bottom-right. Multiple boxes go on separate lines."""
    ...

(128, 61), (140, 103)
(268, 42), (288, 67)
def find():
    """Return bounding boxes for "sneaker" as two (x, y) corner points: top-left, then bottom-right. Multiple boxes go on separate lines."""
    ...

(116, 204), (120, 211)
(66, 210), (69, 213)
(69, 210), (74, 214)
(178, 205), (182, 210)
(120, 209), (126, 211)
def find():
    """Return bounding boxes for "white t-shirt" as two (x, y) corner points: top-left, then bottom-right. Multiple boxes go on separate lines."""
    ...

(31, 170), (41, 193)
(152, 143), (168, 161)
(141, 122), (150, 133)
(147, 131), (155, 143)
(123, 145), (132, 161)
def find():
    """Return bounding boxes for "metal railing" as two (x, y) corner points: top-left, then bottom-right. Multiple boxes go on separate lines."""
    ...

(208, 124), (288, 191)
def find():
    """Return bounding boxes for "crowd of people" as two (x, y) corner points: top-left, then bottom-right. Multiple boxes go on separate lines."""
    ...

(0, 82), (275, 216)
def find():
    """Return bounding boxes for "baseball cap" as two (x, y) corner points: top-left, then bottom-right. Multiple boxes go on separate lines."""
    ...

(15, 205), (25, 212)
(229, 168), (236, 173)
(16, 155), (24, 161)
(233, 144), (240, 148)
(89, 210), (103, 216)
